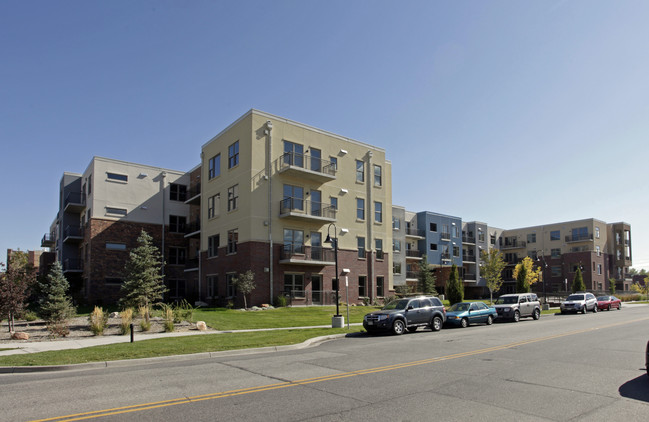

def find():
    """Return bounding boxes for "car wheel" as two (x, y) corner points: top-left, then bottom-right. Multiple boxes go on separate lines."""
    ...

(407, 326), (418, 333)
(486, 315), (493, 325)
(619, 303), (622, 310)
(532, 308), (540, 320)
(582, 306), (587, 314)
(392, 319), (405, 335)
(592, 305), (598, 313)
(607, 304), (611, 311)
(460, 318), (469, 328)
(513, 311), (520, 322)
(430, 316), (442, 332)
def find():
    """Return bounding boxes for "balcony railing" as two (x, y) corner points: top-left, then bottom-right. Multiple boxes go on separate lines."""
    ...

(406, 271), (418, 279)
(185, 183), (201, 204)
(64, 192), (86, 212)
(63, 225), (83, 242)
(462, 236), (476, 244)
(440, 232), (451, 241)
(279, 198), (336, 221)
(440, 253), (451, 261)
(185, 258), (199, 271)
(405, 227), (424, 237)
(463, 273), (477, 281)
(185, 220), (201, 237)
(565, 233), (593, 242)
(280, 245), (335, 265)
(463, 255), (476, 263)
(405, 249), (421, 258)
(501, 240), (526, 250)
(278, 152), (337, 182)
(41, 233), (55, 247)
(63, 258), (83, 272)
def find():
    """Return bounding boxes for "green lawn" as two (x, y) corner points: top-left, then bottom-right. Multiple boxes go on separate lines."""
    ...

(0, 327), (362, 367)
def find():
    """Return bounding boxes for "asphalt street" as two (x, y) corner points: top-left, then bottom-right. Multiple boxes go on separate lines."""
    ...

(1, 305), (648, 422)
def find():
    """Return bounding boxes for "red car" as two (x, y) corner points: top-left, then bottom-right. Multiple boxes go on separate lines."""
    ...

(596, 295), (622, 311)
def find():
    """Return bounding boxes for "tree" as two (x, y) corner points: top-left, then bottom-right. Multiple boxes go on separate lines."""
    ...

(417, 256), (437, 295)
(232, 270), (256, 309)
(516, 264), (529, 293)
(37, 261), (75, 336)
(446, 264), (464, 305)
(513, 257), (541, 292)
(571, 267), (586, 293)
(480, 249), (506, 304)
(630, 277), (649, 301)
(608, 278), (617, 295)
(120, 230), (167, 323)
(0, 253), (36, 332)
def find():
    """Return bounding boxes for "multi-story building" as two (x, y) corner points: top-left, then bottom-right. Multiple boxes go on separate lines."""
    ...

(198, 110), (393, 307)
(41, 157), (193, 304)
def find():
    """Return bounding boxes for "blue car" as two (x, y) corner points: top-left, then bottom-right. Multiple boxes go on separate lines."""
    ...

(445, 302), (497, 328)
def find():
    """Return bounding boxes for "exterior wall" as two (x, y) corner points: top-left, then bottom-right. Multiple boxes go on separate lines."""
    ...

(417, 211), (462, 268)
(391, 206), (407, 286)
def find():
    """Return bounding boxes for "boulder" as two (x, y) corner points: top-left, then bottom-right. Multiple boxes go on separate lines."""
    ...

(261, 303), (270, 308)
(11, 331), (29, 340)
(196, 321), (207, 331)
(109, 312), (120, 318)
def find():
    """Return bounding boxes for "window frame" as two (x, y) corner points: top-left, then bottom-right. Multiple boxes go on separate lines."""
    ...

(355, 160), (364, 183)
(228, 141), (239, 169)
(209, 154), (221, 179)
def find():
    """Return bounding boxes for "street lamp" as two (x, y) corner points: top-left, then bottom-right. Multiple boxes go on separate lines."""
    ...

(324, 223), (341, 324)
(537, 250), (548, 307)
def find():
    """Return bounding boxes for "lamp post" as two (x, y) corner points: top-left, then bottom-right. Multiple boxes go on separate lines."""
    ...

(537, 250), (548, 309)
(325, 223), (343, 327)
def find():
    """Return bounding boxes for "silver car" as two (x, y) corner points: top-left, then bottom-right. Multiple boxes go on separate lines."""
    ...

(560, 292), (598, 314)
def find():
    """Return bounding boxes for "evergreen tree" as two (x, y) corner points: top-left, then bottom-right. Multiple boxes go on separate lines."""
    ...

(571, 267), (586, 293)
(232, 270), (256, 308)
(608, 278), (617, 295)
(480, 249), (506, 304)
(417, 256), (437, 295)
(38, 261), (75, 336)
(516, 264), (529, 293)
(120, 230), (167, 322)
(446, 264), (464, 305)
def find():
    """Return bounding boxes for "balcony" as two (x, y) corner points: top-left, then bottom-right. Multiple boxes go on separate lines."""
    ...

(463, 255), (476, 263)
(63, 258), (83, 273)
(184, 258), (199, 272)
(41, 233), (55, 247)
(278, 152), (336, 183)
(63, 225), (83, 243)
(462, 236), (476, 244)
(440, 232), (451, 241)
(405, 249), (422, 260)
(440, 253), (451, 261)
(463, 273), (477, 281)
(279, 245), (335, 266)
(406, 271), (418, 280)
(279, 198), (336, 222)
(501, 240), (526, 250)
(64, 192), (86, 213)
(185, 183), (201, 205)
(565, 233), (593, 243)
(184, 220), (201, 238)
(405, 227), (424, 238)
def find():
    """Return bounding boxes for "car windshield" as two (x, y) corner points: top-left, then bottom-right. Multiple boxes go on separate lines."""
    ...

(495, 297), (517, 304)
(596, 296), (609, 301)
(566, 295), (584, 301)
(448, 303), (470, 312)
(382, 299), (409, 310)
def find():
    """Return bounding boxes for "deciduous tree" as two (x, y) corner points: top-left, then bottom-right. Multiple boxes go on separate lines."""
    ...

(480, 249), (506, 304)
(513, 257), (541, 292)
(630, 277), (649, 301)
(232, 270), (256, 309)
(0, 253), (36, 332)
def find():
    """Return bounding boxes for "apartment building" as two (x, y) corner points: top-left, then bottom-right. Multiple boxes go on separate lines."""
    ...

(41, 157), (192, 304)
(198, 110), (393, 307)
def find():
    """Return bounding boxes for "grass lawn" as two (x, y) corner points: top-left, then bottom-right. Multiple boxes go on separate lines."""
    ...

(0, 327), (363, 367)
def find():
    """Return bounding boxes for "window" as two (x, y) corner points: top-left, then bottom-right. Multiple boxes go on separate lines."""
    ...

(527, 233), (536, 243)
(228, 141), (239, 168)
(489, 234), (495, 244)
(393, 240), (401, 252)
(453, 246), (460, 257)
(283, 229), (304, 255)
(430, 243), (438, 251)
(227, 185), (238, 211)
(392, 217), (401, 230)
(226, 273), (236, 297)
(106, 172), (128, 182)
(550, 230), (560, 241)
(284, 273), (304, 296)
(595, 227), (600, 239)
(227, 229), (238, 254)
(207, 275), (218, 298)
(356, 160), (364, 182)
(376, 238), (384, 259)
(550, 248), (561, 258)
(283, 141), (304, 167)
(106, 242), (126, 251)
(376, 276), (384, 297)
(329, 156), (337, 171)
(310, 148), (321, 172)
(106, 207), (127, 216)
(359, 276), (367, 297)
(373, 165), (382, 187)
(170, 183), (187, 201)
(88, 174), (92, 194)
(208, 193), (220, 219)
(283, 184), (304, 212)
(169, 215), (186, 233)
(356, 198), (365, 220)
(208, 234), (219, 257)
(105, 277), (123, 285)
(596, 245), (601, 256)
(330, 196), (338, 211)
(358, 237), (365, 259)
(452, 225), (459, 238)
(430, 223), (437, 232)
(168, 279), (186, 299)
(551, 266), (562, 277)
(597, 264), (602, 275)
(528, 250), (538, 260)
(393, 262), (402, 274)
(168, 247), (186, 265)
(374, 201), (383, 223)
(208, 154), (221, 179)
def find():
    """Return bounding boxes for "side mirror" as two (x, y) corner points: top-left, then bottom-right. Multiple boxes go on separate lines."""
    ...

(407, 305), (414, 310)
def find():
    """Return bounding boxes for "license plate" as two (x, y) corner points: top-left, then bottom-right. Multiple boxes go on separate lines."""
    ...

(367, 321), (373, 325)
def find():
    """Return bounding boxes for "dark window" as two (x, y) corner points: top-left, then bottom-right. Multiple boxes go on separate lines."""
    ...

(358, 237), (365, 259)
(356, 160), (364, 182)
(228, 141), (239, 168)
(169, 215), (186, 233)
(376, 276), (384, 297)
(227, 229), (238, 254)
(207, 275), (218, 298)
(227, 185), (238, 211)
(209, 154), (221, 179)
(106, 207), (127, 216)
(168, 247), (186, 265)
(208, 234), (219, 257)
(226, 273), (236, 297)
(168, 279), (186, 299)
(430, 223), (437, 232)
(356, 198), (365, 220)
(550, 230), (560, 241)
(170, 183), (187, 201)
(107, 172), (128, 182)
(359, 276), (367, 297)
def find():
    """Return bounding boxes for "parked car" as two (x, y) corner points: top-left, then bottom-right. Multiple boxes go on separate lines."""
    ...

(560, 293), (598, 314)
(646, 340), (649, 379)
(494, 293), (541, 322)
(363, 296), (446, 335)
(596, 295), (622, 311)
(445, 301), (497, 328)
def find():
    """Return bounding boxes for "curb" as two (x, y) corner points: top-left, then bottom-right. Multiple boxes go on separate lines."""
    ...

(0, 334), (346, 374)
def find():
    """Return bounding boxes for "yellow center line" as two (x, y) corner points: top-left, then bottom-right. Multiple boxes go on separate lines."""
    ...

(32, 316), (649, 422)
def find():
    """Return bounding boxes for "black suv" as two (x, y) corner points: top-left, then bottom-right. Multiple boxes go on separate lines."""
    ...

(363, 296), (446, 335)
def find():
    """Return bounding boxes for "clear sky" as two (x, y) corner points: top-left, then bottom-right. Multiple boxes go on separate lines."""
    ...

(2, 1), (648, 270)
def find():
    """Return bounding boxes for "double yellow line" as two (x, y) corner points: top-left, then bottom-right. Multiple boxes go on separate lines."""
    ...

(33, 317), (649, 422)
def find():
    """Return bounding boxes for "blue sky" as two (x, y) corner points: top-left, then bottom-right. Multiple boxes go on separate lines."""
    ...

(2, 1), (648, 270)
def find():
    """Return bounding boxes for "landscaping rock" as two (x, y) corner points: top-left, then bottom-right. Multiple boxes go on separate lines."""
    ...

(196, 321), (207, 331)
(11, 331), (29, 340)
(109, 312), (120, 318)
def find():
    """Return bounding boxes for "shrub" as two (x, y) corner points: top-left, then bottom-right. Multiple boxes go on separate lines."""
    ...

(22, 310), (38, 322)
(274, 295), (288, 307)
(119, 308), (133, 335)
(382, 295), (396, 306)
(362, 297), (370, 306)
(174, 299), (194, 322)
(161, 305), (174, 332)
(617, 294), (642, 302)
(138, 305), (151, 331)
(89, 306), (108, 336)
